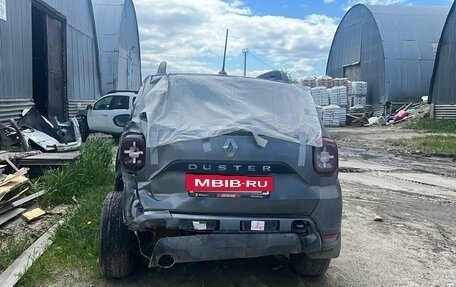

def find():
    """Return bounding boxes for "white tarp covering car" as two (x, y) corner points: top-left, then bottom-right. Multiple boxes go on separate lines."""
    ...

(132, 74), (323, 149)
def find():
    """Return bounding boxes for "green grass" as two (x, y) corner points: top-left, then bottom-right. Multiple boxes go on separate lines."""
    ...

(0, 237), (34, 273)
(403, 119), (456, 134)
(19, 187), (111, 286)
(34, 137), (114, 206)
(389, 135), (456, 156)
(17, 138), (115, 286)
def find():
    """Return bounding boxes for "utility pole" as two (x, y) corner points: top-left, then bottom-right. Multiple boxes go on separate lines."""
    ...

(242, 48), (249, 77)
(219, 29), (229, 75)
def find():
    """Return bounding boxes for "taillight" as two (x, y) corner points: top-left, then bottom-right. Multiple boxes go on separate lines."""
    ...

(313, 137), (338, 175)
(120, 134), (146, 173)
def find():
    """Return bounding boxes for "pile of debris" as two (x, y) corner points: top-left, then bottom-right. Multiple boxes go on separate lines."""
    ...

(0, 107), (81, 153)
(0, 160), (45, 228)
(349, 102), (431, 127)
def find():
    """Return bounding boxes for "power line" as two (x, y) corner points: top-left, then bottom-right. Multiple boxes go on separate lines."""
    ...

(247, 50), (275, 70)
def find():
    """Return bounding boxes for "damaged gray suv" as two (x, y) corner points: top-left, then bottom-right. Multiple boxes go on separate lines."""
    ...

(99, 71), (342, 278)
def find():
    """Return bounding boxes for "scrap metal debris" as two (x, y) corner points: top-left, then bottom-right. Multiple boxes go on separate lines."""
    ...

(348, 102), (431, 127)
(0, 107), (81, 153)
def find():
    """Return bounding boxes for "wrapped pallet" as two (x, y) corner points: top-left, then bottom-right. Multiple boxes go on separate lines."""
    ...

(316, 76), (334, 88)
(311, 86), (329, 106)
(329, 86), (348, 106)
(299, 76), (317, 88)
(322, 105), (341, 127)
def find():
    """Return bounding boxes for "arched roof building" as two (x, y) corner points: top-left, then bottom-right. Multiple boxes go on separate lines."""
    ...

(326, 4), (449, 105)
(429, 1), (456, 118)
(92, 0), (142, 95)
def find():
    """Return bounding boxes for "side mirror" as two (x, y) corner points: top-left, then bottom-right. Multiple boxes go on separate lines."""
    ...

(86, 104), (93, 110)
(113, 114), (130, 128)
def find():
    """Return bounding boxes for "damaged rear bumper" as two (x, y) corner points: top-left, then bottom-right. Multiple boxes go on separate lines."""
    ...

(127, 209), (328, 268)
(149, 232), (320, 268)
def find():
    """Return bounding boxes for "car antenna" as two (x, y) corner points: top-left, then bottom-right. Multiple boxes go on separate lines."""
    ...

(218, 29), (229, 75)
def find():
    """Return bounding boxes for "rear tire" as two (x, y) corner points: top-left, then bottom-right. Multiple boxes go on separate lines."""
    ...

(290, 253), (330, 276)
(99, 192), (134, 278)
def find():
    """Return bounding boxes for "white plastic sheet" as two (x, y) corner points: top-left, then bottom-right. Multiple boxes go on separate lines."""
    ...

(134, 74), (323, 148)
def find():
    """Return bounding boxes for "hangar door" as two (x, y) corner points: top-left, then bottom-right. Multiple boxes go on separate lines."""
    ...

(32, 4), (67, 121)
(343, 63), (361, 81)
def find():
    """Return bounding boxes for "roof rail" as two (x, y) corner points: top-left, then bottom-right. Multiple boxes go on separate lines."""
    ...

(107, 90), (139, 94)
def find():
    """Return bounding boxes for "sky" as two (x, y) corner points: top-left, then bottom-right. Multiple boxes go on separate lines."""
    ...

(132, 0), (454, 79)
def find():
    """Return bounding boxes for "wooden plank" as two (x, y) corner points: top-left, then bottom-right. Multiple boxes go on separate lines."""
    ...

(394, 103), (407, 113)
(21, 208), (46, 222)
(5, 158), (19, 172)
(0, 222), (61, 287)
(0, 208), (26, 226)
(0, 175), (29, 201)
(0, 168), (28, 187)
(0, 190), (45, 216)
(0, 188), (29, 207)
(402, 102), (414, 111)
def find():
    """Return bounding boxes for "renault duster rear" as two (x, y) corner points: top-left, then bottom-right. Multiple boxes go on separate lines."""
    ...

(99, 73), (342, 278)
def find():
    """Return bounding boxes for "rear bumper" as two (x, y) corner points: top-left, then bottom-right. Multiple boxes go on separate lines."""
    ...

(122, 181), (342, 263)
(127, 210), (340, 265)
(149, 232), (320, 268)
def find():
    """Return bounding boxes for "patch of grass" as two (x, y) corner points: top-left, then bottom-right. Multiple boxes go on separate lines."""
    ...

(35, 137), (115, 206)
(18, 138), (115, 286)
(404, 119), (456, 134)
(388, 135), (456, 156)
(19, 187), (111, 286)
(0, 237), (34, 273)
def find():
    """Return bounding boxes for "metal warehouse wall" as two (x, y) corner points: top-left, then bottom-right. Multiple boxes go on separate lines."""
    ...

(326, 4), (449, 105)
(0, 0), (100, 124)
(0, 1), (33, 101)
(41, 0), (101, 102)
(430, 1), (456, 106)
(92, 0), (141, 95)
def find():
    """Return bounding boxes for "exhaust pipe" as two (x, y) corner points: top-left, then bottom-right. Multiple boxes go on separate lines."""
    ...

(157, 254), (175, 268)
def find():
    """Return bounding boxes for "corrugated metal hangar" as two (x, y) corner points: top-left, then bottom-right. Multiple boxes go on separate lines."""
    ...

(0, 0), (140, 124)
(92, 0), (141, 95)
(326, 4), (449, 106)
(429, 1), (456, 119)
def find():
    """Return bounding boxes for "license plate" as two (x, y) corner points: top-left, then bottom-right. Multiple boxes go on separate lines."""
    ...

(185, 174), (274, 193)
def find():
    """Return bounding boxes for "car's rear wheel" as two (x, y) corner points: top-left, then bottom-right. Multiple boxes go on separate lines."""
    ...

(290, 253), (330, 276)
(99, 192), (134, 278)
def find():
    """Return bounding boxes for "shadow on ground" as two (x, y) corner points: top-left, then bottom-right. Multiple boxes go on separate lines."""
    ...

(102, 256), (336, 287)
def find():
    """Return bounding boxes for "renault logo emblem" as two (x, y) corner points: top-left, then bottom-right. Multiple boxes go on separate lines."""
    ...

(223, 138), (238, 158)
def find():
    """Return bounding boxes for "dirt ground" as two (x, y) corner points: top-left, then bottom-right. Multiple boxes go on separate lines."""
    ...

(44, 126), (456, 286)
